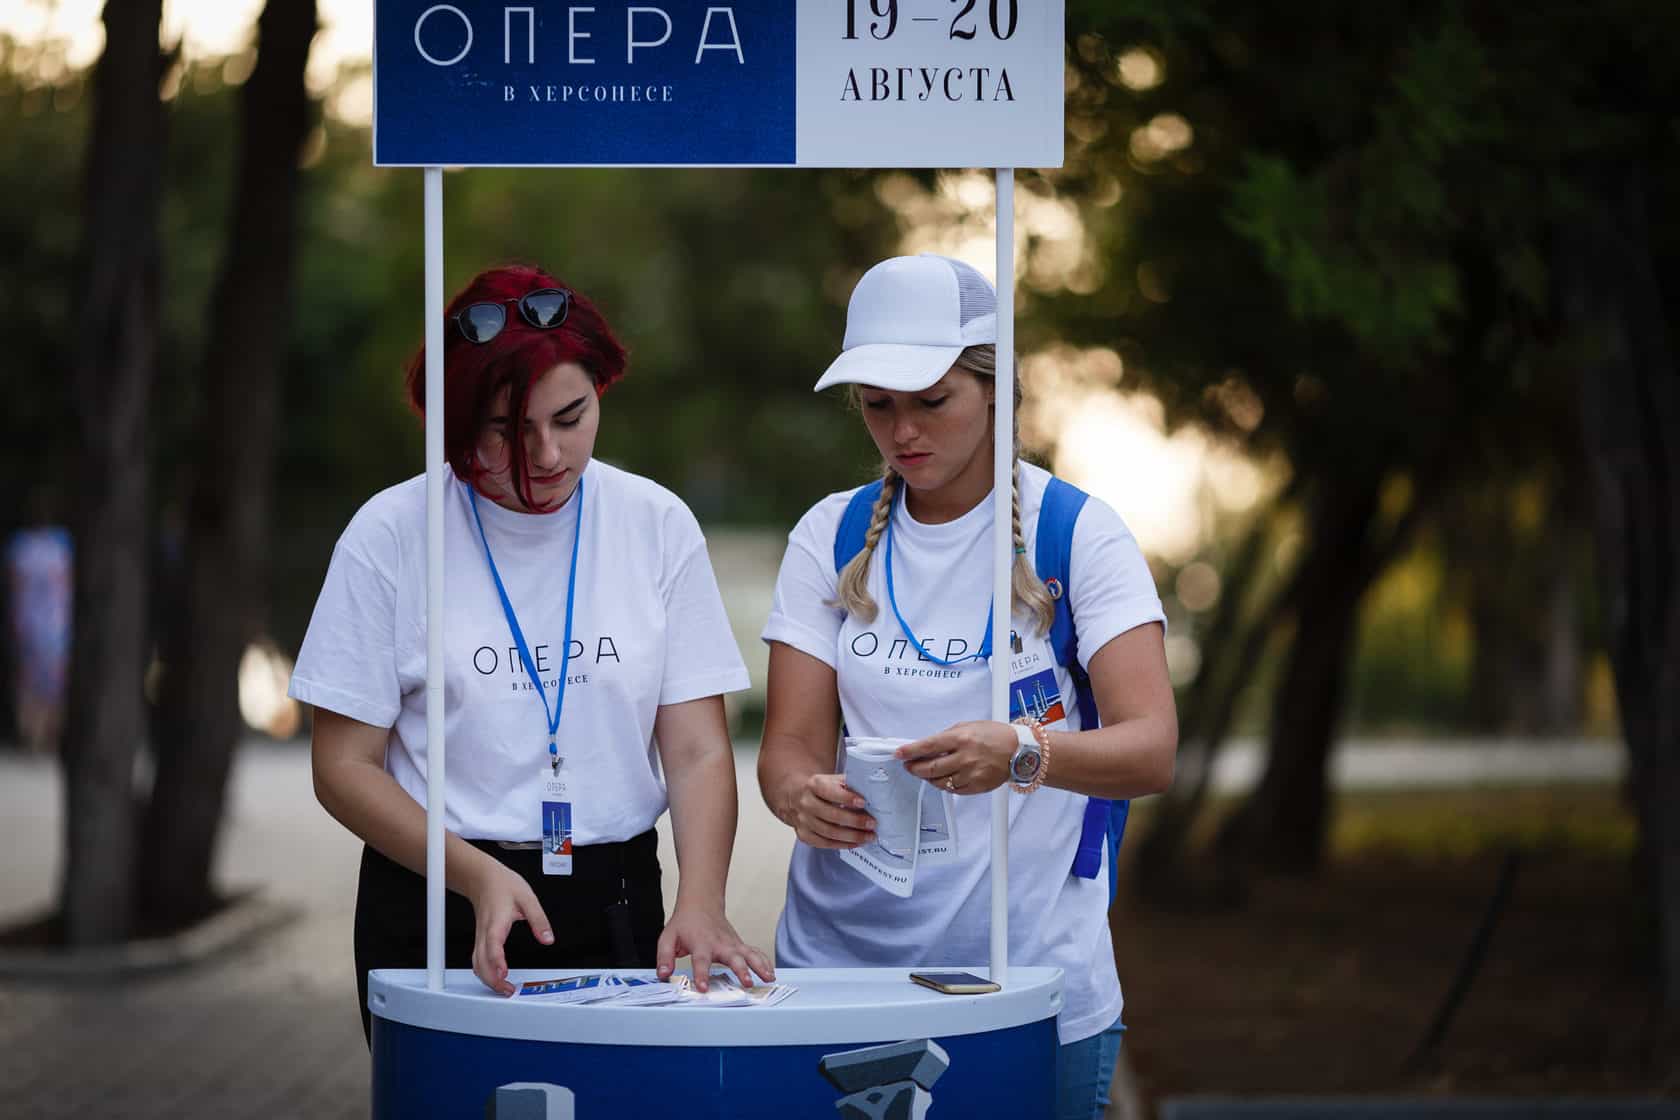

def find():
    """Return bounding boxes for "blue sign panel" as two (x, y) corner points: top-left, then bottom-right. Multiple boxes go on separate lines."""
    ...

(375, 1), (797, 165)
(370, 1016), (1058, 1118)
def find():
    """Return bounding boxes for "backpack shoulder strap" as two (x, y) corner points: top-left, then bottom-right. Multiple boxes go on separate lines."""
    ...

(833, 480), (885, 574)
(1034, 477), (1127, 894)
(1035, 476), (1088, 675)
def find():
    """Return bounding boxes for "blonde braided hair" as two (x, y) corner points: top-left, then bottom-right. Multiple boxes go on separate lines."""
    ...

(831, 344), (1056, 635)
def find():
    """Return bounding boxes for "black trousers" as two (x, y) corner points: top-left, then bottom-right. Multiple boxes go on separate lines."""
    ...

(351, 829), (664, 1043)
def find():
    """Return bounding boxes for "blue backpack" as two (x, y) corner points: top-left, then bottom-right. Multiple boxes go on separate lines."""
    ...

(833, 476), (1129, 900)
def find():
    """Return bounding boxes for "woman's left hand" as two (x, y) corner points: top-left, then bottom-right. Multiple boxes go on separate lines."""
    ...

(656, 903), (776, 992)
(896, 720), (1017, 795)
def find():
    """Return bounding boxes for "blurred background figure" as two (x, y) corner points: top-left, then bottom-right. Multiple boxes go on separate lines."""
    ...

(6, 494), (71, 755)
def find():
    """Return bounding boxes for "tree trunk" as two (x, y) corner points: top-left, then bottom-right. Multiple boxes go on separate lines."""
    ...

(1564, 162), (1680, 1019)
(59, 0), (170, 947)
(1133, 486), (1300, 905)
(1214, 469), (1385, 873)
(1537, 520), (1583, 735)
(1452, 483), (1583, 735)
(139, 0), (318, 931)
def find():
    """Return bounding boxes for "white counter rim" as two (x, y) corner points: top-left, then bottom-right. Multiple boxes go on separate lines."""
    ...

(368, 966), (1063, 1047)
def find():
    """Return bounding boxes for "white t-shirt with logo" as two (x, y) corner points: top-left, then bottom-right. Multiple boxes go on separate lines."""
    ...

(762, 462), (1165, 1045)
(289, 460), (749, 844)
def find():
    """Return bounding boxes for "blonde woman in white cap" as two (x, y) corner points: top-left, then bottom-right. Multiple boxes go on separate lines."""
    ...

(757, 254), (1178, 1119)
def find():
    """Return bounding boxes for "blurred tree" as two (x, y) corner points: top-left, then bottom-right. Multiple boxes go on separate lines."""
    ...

(1058, 0), (1679, 1018)
(1562, 162), (1680, 1022)
(60, 0), (173, 946)
(140, 0), (320, 932)
(1130, 481), (1300, 906)
(1049, 3), (1511, 877)
(1054, 1), (1662, 864)
(1435, 475), (1586, 736)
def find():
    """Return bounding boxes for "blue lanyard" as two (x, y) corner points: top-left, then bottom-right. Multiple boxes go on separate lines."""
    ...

(882, 488), (993, 667)
(467, 477), (584, 770)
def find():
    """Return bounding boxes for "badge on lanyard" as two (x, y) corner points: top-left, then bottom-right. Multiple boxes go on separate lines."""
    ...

(541, 770), (573, 876)
(1007, 638), (1069, 729)
(468, 477), (585, 877)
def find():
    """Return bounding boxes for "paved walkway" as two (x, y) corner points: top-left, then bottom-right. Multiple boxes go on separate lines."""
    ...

(1, 745), (366, 1117)
(0, 742), (794, 1119)
(0, 738), (1621, 1117)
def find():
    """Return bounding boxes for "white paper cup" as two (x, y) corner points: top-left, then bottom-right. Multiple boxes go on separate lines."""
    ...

(843, 737), (918, 857)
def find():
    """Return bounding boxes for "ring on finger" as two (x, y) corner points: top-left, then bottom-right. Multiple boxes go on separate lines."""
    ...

(944, 776), (957, 792)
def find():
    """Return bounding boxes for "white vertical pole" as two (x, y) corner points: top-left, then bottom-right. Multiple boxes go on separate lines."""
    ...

(989, 167), (1015, 985)
(423, 167), (447, 991)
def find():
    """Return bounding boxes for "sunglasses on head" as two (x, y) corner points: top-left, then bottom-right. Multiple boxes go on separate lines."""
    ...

(453, 287), (572, 344)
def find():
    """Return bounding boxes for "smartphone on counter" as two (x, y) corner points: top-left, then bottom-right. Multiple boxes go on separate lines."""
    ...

(908, 970), (1001, 995)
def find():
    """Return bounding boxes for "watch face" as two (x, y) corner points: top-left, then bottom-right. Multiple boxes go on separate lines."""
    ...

(1011, 747), (1042, 784)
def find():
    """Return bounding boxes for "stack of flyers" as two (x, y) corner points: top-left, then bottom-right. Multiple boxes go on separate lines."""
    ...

(510, 974), (614, 1003)
(601, 976), (685, 1006)
(511, 973), (684, 1005)
(671, 971), (798, 1008)
(509, 971), (796, 1008)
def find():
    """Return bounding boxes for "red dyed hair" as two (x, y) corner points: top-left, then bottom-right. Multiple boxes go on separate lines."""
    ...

(404, 264), (628, 511)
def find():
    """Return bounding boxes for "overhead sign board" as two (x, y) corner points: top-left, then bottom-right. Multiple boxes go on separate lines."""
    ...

(373, 0), (1064, 167)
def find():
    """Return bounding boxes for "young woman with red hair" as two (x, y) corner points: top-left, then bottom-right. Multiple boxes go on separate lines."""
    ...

(290, 264), (771, 1041)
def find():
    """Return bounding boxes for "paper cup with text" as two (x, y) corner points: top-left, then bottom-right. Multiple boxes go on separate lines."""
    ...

(843, 737), (920, 858)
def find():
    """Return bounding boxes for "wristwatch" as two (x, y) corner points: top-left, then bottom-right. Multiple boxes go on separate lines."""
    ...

(1008, 721), (1046, 793)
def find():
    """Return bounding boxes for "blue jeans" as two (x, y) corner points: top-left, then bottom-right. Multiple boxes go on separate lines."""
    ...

(1055, 1017), (1125, 1120)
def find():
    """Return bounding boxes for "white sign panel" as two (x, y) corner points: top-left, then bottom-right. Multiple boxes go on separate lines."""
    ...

(374, 0), (1063, 167)
(796, 0), (1063, 167)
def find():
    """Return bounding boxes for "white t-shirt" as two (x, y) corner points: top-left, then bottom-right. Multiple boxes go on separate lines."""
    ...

(289, 460), (749, 844)
(762, 462), (1165, 1045)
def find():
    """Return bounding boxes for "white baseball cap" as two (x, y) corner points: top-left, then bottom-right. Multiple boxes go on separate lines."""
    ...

(813, 254), (998, 392)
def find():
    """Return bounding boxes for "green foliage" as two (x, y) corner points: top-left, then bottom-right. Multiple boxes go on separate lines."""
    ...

(1051, 0), (1679, 735)
(1053, 0), (1677, 470)
(0, 37), (86, 516)
(1345, 537), (1473, 731)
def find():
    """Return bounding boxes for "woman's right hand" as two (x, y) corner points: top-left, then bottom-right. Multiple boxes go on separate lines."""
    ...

(467, 860), (555, 996)
(786, 772), (877, 850)
(760, 643), (871, 850)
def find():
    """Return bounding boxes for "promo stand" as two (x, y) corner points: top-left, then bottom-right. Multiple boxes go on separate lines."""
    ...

(376, 4), (1068, 1115)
